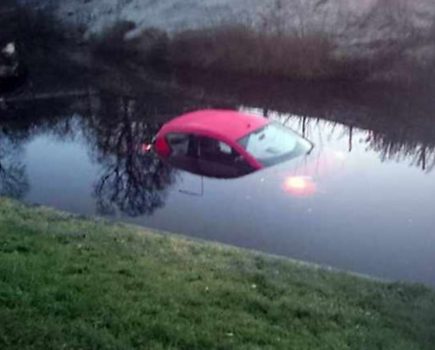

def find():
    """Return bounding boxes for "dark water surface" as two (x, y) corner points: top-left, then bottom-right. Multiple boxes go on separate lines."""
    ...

(1, 75), (435, 285)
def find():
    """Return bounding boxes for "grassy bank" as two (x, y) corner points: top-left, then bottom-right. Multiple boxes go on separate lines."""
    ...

(1, 198), (435, 349)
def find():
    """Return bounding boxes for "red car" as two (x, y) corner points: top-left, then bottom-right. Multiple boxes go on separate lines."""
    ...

(152, 109), (313, 178)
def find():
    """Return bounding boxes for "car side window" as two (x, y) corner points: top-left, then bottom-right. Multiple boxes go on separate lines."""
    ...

(166, 134), (254, 177)
(197, 136), (254, 177)
(198, 137), (235, 163)
(166, 133), (196, 157)
(198, 136), (253, 167)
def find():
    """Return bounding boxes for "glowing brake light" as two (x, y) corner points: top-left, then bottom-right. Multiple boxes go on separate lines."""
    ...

(141, 144), (153, 153)
(284, 176), (317, 197)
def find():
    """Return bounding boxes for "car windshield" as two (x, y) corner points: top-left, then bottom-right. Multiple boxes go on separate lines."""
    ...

(238, 122), (313, 167)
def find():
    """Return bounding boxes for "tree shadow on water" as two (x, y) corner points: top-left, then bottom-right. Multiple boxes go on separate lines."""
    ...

(87, 94), (178, 217)
(94, 152), (176, 217)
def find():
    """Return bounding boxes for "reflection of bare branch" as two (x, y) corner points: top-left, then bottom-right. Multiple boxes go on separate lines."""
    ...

(369, 133), (435, 173)
(86, 94), (177, 217)
(276, 113), (435, 173)
(94, 152), (174, 216)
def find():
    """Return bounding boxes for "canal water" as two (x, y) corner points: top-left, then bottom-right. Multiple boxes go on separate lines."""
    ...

(1, 76), (434, 285)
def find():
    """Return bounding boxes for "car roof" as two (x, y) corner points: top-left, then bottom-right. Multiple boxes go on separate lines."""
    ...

(160, 109), (268, 142)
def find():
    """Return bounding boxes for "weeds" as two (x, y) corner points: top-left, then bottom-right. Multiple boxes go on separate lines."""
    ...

(169, 25), (360, 81)
(89, 20), (136, 58)
(90, 21), (168, 65)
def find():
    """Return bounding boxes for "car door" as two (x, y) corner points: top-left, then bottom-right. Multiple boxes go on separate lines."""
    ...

(165, 133), (200, 174)
(197, 136), (254, 178)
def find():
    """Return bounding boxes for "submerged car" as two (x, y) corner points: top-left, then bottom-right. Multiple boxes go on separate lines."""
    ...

(151, 109), (314, 179)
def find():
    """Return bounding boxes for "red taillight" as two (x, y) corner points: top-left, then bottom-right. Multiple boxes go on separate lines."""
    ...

(141, 144), (153, 153)
(283, 176), (317, 197)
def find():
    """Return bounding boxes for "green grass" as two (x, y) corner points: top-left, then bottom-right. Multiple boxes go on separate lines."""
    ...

(0, 198), (435, 349)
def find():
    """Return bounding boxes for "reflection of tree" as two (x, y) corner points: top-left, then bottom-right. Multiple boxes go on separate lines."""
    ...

(0, 136), (29, 198)
(1, 82), (180, 217)
(367, 133), (435, 173)
(95, 152), (174, 216)
(87, 94), (177, 217)
(277, 114), (435, 173)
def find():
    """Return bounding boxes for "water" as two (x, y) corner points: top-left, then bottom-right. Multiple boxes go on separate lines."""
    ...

(1, 76), (435, 286)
